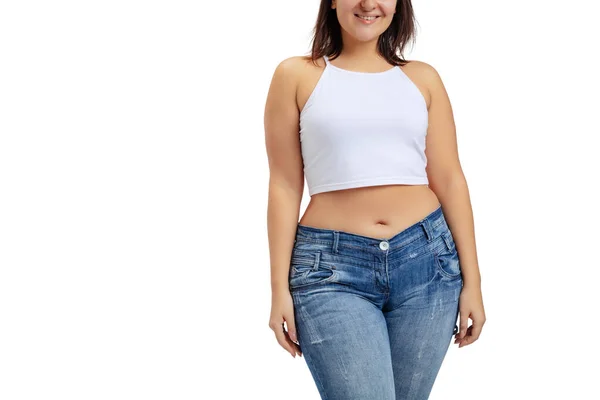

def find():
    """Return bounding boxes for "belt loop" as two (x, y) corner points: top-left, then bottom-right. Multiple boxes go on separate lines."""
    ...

(312, 251), (321, 271)
(420, 219), (433, 242)
(332, 231), (339, 254)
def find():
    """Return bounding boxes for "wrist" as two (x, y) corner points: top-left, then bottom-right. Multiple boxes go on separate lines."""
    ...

(462, 278), (481, 290)
(271, 280), (290, 295)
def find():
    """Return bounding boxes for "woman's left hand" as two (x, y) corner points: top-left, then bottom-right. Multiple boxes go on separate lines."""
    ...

(454, 284), (486, 348)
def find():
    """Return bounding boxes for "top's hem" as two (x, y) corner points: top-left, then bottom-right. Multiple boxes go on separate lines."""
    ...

(308, 177), (429, 196)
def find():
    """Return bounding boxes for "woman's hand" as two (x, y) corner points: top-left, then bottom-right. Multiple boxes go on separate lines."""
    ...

(454, 284), (486, 348)
(269, 288), (302, 358)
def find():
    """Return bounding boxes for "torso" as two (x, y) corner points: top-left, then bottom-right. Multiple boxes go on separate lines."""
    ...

(294, 55), (440, 240)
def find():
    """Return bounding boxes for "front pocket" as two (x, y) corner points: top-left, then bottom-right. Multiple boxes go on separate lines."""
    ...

(434, 231), (462, 278)
(289, 250), (336, 289)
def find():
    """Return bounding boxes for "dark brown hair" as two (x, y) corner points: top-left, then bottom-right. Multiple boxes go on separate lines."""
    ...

(306, 0), (418, 67)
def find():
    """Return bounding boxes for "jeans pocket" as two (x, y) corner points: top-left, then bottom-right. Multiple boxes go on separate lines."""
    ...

(289, 250), (336, 289)
(434, 231), (462, 279)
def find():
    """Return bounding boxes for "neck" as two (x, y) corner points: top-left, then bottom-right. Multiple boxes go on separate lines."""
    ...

(339, 35), (381, 62)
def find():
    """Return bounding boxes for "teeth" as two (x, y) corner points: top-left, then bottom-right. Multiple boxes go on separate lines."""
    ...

(357, 15), (377, 20)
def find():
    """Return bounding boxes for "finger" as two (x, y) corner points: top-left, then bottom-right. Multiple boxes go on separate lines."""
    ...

(285, 331), (302, 357)
(274, 322), (296, 357)
(458, 311), (469, 340)
(291, 340), (303, 357)
(284, 317), (302, 357)
(458, 326), (474, 347)
(459, 319), (485, 347)
(454, 325), (471, 345)
(282, 322), (303, 357)
(469, 315), (485, 340)
(285, 314), (298, 344)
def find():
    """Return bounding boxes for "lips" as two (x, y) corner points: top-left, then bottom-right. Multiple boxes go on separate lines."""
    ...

(355, 14), (380, 19)
(355, 14), (380, 24)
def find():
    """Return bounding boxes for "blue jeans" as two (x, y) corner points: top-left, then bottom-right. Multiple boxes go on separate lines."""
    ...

(289, 204), (462, 399)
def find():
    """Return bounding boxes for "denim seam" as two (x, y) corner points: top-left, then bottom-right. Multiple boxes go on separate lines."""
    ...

(385, 270), (439, 312)
(290, 266), (338, 290)
(295, 235), (426, 253)
(387, 235), (426, 255)
(295, 239), (437, 267)
(296, 238), (376, 251)
(431, 218), (444, 229)
(433, 245), (462, 279)
(293, 270), (337, 289)
(442, 231), (456, 252)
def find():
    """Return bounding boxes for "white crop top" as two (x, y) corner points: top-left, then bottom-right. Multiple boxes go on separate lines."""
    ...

(300, 55), (429, 196)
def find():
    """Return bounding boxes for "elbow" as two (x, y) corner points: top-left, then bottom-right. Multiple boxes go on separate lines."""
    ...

(269, 177), (304, 202)
(428, 166), (466, 197)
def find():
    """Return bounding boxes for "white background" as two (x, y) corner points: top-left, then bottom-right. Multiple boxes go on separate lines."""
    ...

(1, 0), (599, 398)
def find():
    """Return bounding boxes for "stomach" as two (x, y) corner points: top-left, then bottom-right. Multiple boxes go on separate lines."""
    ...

(298, 184), (441, 240)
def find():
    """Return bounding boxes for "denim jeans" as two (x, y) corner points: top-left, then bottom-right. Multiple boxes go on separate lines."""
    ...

(289, 204), (462, 399)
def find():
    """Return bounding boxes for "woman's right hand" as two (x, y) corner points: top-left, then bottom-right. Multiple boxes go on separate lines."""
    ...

(269, 288), (302, 358)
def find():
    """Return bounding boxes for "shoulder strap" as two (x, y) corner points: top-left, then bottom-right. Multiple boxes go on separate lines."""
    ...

(323, 55), (330, 66)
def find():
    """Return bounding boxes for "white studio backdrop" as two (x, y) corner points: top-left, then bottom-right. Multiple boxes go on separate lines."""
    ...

(0, 0), (598, 398)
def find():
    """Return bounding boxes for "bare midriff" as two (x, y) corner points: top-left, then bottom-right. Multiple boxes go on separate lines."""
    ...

(298, 184), (440, 240)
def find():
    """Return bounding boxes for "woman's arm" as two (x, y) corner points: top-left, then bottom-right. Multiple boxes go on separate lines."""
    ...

(264, 57), (305, 295)
(421, 63), (481, 288)
(420, 61), (485, 347)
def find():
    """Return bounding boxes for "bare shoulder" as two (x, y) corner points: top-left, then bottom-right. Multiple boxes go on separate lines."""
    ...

(264, 56), (303, 113)
(292, 54), (327, 69)
(270, 56), (300, 86)
(269, 55), (327, 114)
(402, 60), (444, 107)
(271, 55), (320, 82)
(403, 60), (447, 97)
(268, 56), (319, 99)
(403, 60), (442, 81)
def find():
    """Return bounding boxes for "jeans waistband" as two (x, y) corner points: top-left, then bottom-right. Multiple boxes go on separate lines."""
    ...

(295, 204), (449, 255)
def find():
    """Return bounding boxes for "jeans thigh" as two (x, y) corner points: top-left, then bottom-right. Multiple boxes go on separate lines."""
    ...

(384, 300), (459, 399)
(292, 289), (395, 400)
(383, 229), (463, 399)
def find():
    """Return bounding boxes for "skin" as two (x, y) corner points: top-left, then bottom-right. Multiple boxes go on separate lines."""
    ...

(265, 0), (486, 357)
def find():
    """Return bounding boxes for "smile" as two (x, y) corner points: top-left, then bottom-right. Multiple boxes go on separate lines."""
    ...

(355, 14), (380, 24)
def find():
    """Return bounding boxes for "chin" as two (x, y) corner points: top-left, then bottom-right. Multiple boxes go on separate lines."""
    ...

(351, 32), (383, 42)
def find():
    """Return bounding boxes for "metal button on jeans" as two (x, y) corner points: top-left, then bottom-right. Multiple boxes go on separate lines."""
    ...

(379, 241), (389, 250)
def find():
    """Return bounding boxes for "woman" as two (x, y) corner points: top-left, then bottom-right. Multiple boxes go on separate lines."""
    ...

(264, 0), (486, 398)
